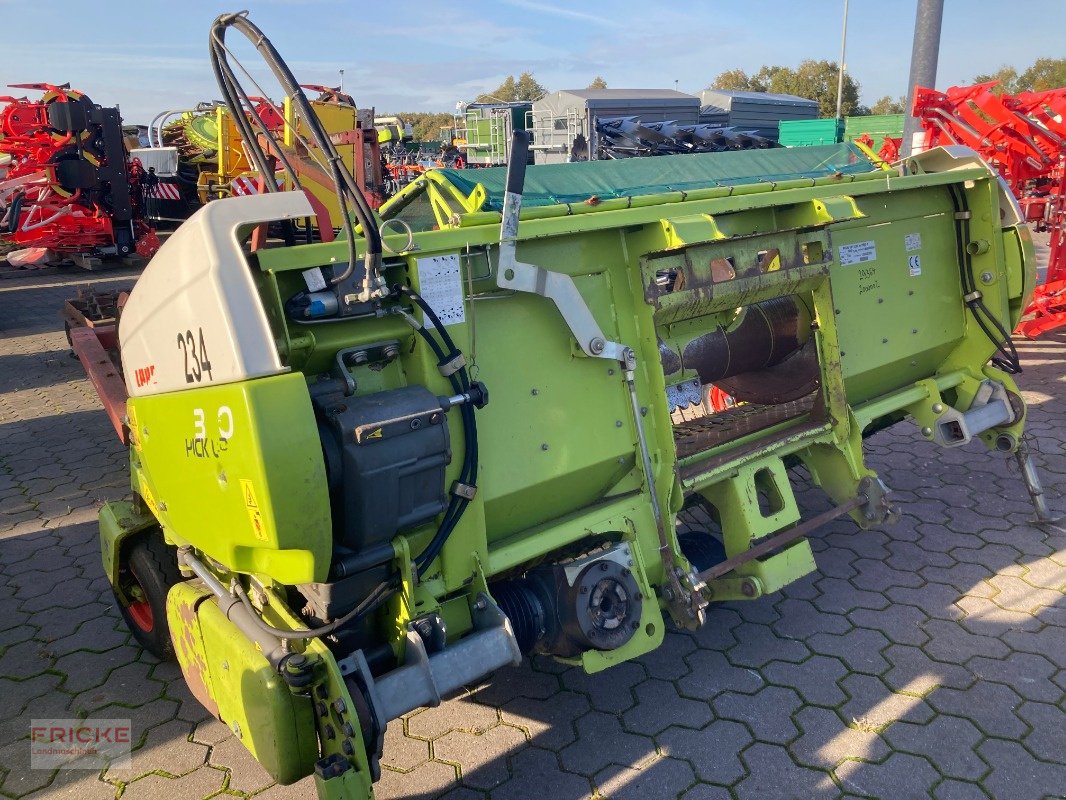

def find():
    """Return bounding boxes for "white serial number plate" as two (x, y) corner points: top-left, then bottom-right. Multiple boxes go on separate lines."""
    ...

(838, 240), (877, 265)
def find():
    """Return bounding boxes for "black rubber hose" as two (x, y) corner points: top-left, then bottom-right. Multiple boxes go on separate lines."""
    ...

(209, 12), (380, 290)
(400, 292), (479, 572)
(221, 13), (381, 258)
(947, 185), (1021, 374)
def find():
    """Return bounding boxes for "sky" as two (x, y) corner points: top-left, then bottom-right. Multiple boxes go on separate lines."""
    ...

(1, 0), (1064, 125)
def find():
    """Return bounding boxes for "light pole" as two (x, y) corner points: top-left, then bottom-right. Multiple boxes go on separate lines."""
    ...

(339, 69), (345, 92)
(901, 0), (945, 156)
(835, 0), (850, 120)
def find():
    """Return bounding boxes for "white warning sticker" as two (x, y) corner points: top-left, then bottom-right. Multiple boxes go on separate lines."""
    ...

(908, 255), (922, 277)
(416, 254), (465, 326)
(838, 240), (877, 265)
(905, 233), (922, 252)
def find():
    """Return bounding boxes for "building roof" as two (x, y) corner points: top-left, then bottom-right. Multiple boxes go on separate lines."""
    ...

(699, 89), (819, 107)
(550, 89), (696, 101)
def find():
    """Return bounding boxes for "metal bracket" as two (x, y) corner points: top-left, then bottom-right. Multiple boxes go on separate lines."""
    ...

(497, 236), (627, 361)
(495, 131), (626, 362)
(666, 378), (702, 412)
(932, 379), (1014, 448)
(337, 592), (520, 726)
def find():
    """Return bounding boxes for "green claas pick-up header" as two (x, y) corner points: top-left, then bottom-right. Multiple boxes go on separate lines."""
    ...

(94, 13), (1048, 800)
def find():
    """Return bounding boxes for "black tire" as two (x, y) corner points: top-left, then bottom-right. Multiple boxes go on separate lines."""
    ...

(115, 533), (184, 661)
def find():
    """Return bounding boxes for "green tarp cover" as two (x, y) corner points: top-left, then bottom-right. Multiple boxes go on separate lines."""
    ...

(436, 143), (876, 211)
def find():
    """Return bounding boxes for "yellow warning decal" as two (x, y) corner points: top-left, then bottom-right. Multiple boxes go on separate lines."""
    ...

(247, 507), (267, 541)
(367, 428), (383, 440)
(141, 481), (158, 515)
(240, 479), (259, 509)
(240, 479), (266, 540)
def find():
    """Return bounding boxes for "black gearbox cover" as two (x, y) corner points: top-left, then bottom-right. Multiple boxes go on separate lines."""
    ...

(317, 385), (451, 552)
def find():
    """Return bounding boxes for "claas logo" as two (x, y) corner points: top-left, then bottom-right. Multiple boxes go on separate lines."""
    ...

(134, 364), (156, 388)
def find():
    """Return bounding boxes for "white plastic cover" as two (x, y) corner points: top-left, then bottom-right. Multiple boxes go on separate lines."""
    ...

(120, 191), (314, 397)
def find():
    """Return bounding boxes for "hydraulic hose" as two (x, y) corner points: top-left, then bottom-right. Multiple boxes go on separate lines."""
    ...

(209, 12), (382, 293)
(947, 185), (1021, 374)
(395, 286), (480, 572)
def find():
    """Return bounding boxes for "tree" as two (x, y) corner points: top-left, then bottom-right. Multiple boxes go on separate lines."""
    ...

(711, 69), (753, 91)
(390, 112), (455, 144)
(972, 65), (1020, 94)
(972, 58), (1066, 93)
(476, 72), (548, 103)
(709, 60), (862, 117)
(1018, 58), (1066, 92)
(869, 95), (906, 115)
(587, 76), (608, 89)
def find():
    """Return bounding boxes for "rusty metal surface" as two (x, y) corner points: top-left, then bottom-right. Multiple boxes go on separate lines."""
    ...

(69, 326), (128, 445)
(716, 340), (821, 405)
(673, 395), (816, 459)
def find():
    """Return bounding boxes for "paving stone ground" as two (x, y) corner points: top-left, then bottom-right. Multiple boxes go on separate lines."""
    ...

(0, 258), (1064, 800)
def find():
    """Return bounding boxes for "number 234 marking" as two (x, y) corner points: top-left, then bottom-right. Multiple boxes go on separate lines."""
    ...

(177, 327), (213, 384)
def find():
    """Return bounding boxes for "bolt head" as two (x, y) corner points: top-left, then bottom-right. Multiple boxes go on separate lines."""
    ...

(921, 426), (933, 437)
(981, 271), (994, 284)
(932, 403), (943, 413)
(740, 580), (757, 597)
(589, 337), (606, 354)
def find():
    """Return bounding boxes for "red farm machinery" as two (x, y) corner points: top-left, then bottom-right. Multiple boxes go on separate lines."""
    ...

(0, 83), (160, 265)
(909, 81), (1066, 338)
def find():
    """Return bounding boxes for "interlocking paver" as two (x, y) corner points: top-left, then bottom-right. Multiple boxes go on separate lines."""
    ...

(834, 752), (942, 800)
(436, 725), (527, 790)
(560, 660), (647, 714)
(498, 690), (589, 750)
(926, 682), (1028, 740)
(840, 673), (934, 729)
(713, 685), (802, 745)
(490, 747), (591, 800)
(594, 754), (695, 800)
(788, 705), (889, 770)
(623, 678), (713, 736)
(932, 778), (993, 800)
(659, 719), (752, 786)
(558, 712), (654, 777)
(763, 655), (849, 706)
(978, 738), (1066, 800)
(121, 766), (225, 800)
(209, 732), (277, 793)
(0, 251), (1064, 800)
(381, 723), (432, 772)
(734, 742), (835, 799)
(882, 715), (988, 781)
(1015, 700), (1066, 764)
(968, 652), (1061, 702)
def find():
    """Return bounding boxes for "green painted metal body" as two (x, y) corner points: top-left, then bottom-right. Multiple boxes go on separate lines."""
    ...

(778, 118), (845, 147)
(100, 144), (1034, 799)
(844, 113), (906, 153)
